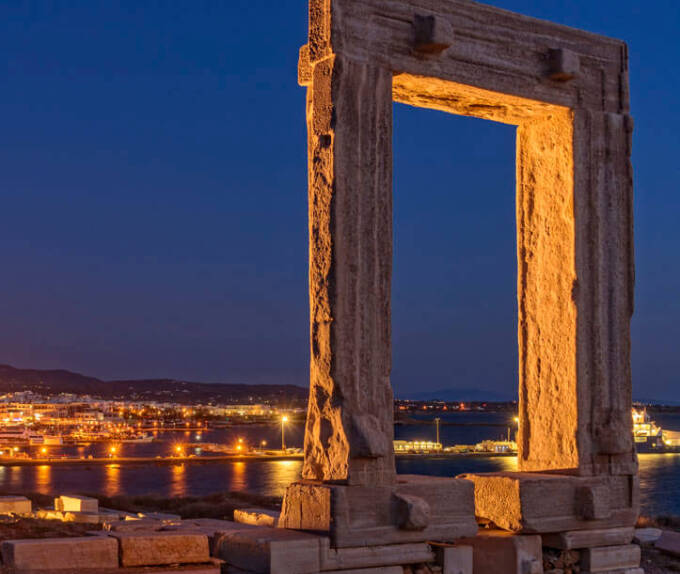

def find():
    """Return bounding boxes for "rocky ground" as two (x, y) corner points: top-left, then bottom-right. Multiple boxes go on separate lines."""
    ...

(24, 490), (280, 521)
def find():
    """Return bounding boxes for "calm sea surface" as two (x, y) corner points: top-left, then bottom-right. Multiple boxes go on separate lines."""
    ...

(0, 411), (678, 517)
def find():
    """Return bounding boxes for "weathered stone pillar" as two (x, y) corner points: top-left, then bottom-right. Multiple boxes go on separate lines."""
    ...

(303, 54), (396, 486)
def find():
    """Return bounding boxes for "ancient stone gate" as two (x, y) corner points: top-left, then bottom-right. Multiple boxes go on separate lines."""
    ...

(281, 0), (637, 548)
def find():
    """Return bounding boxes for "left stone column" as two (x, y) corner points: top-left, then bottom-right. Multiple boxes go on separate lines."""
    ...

(302, 54), (395, 487)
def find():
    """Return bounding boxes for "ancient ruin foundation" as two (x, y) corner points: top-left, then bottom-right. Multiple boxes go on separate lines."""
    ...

(279, 0), (639, 571)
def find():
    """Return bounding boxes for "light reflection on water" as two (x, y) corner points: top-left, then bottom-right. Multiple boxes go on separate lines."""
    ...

(0, 455), (675, 516)
(104, 464), (121, 497)
(0, 416), (677, 517)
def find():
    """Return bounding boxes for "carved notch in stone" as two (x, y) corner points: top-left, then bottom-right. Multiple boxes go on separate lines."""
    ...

(547, 48), (580, 81)
(413, 14), (452, 54)
(576, 485), (611, 521)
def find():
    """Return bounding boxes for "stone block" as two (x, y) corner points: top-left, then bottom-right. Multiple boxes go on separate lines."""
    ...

(633, 527), (661, 545)
(213, 526), (321, 574)
(57, 494), (99, 513)
(547, 48), (580, 81)
(136, 510), (182, 522)
(328, 568), (404, 574)
(413, 13), (452, 54)
(107, 518), (166, 532)
(1, 536), (118, 570)
(111, 531), (210, 567)
(63, 510), (102, 524)
(458, 530), (542, 574)
(579, 544), (640, 572)
(0, 495), (31, 514)
(234, 508), (281, 527)
(279, 475), (476, 547)
(542, 527), (634, 549)
(655, 529), (680, 557)
(432, 544), (473, 574)
(460, 472), (638, 533)
(320, 538), (433, 570)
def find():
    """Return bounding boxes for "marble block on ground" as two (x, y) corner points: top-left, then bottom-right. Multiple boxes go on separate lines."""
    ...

(234, 508), (281, 527)
(0, 495), (31, 515)
(633, 527), (661, 545)
(1, 536), (118, 570)
(111, 531), (210, 567)
(57, 494), (99, 513)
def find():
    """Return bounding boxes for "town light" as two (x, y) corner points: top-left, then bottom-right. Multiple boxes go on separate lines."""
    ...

(281, 415), (288, 451)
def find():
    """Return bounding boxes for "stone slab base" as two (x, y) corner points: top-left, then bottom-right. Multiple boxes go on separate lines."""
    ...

(542, 527), (634, 549)
(320, 539), (434, 570)
(460, 472), (639, 533)
(213, 526), (322, 574)
(279, 474), (477, 547)
(580, 544), (641, 572)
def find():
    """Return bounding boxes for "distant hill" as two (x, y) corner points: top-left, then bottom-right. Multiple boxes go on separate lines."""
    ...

(0, 364), (308, 406)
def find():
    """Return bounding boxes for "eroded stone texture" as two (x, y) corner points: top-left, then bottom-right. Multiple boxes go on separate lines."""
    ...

(460, 472), (638, 533)
(280, 475), (476, 547)
(303, 53), (395, 487)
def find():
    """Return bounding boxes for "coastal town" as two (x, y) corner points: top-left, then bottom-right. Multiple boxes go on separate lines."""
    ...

(0, 390), (677, 464)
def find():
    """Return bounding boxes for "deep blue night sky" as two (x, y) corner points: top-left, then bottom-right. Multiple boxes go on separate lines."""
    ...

(0, 2), (678, 401)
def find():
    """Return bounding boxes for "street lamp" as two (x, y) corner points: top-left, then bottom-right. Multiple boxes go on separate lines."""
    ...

(281, 416), (289, 452)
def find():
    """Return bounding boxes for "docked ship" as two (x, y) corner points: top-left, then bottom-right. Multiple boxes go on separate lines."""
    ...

(633, 408), (680, 453)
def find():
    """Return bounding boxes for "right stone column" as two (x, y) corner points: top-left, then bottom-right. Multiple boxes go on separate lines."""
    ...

(516, 107), (636, 477)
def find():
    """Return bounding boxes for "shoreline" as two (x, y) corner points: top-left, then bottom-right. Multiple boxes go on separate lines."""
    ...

(0, 451), (518, 466)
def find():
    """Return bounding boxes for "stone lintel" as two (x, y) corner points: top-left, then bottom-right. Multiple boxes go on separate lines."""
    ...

(460, 472), (638, 533)
(312, 0), (628, 113)
(279, 475), (476, 547)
